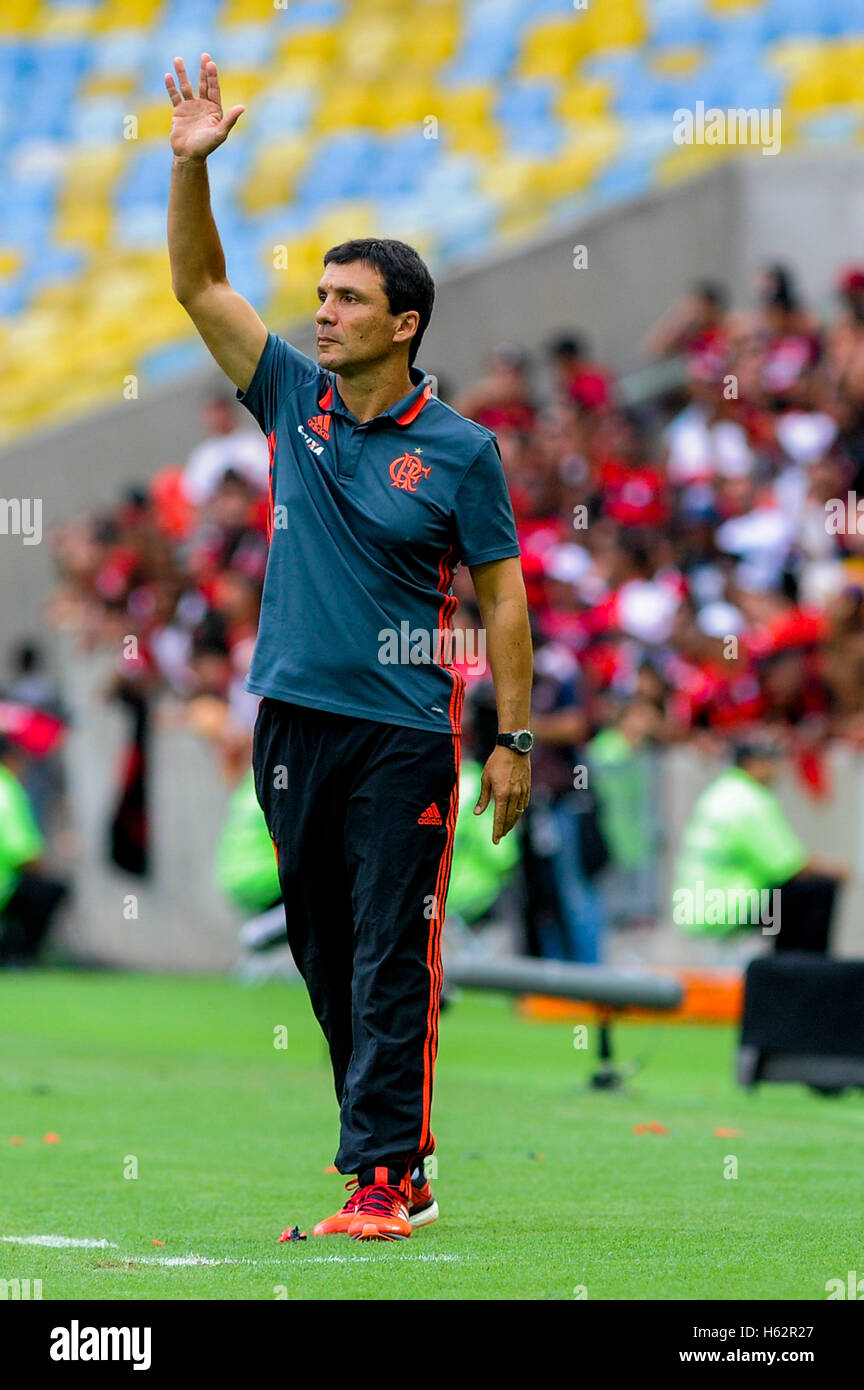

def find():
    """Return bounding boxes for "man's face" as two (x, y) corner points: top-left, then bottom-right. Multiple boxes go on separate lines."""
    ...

(743, 753), (780, 786)
(314, 261), (417, 375)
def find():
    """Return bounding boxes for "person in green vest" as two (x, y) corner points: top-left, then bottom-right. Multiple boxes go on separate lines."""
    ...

(588, 697), (660, 927)
(447, 758), (520, 926)
(0, 734), (68, 965)
(673, 734), (848, 952)
(216, 767), (281, 917)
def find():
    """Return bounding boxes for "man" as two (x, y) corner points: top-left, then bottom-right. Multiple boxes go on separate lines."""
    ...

(166, 55), (533, 1242)
(0, 734), (68, 966)
(673, 735), (847, 953)
(183, 389), (271, 507)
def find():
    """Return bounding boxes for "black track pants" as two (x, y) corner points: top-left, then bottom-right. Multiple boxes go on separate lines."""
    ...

(252, 696), (460, 1179)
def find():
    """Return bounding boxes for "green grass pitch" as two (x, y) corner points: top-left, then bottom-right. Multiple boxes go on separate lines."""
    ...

(0, 970), (859, 1301)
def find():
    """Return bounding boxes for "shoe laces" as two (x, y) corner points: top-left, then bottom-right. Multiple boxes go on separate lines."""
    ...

(353, 1182), (406, 1217)
(340, 1178), (361, 1214)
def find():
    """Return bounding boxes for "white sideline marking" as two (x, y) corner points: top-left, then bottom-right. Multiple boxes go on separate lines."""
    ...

(1, 1235), (118, 1249)
(1, 1236), (466, 1267)
(296, 1253), (466, 1264)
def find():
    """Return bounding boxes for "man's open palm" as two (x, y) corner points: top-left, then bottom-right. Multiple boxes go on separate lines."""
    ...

(165, 53), (244, 161)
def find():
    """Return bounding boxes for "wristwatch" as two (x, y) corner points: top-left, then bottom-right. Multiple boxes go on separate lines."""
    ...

(496, 729), (534, 754)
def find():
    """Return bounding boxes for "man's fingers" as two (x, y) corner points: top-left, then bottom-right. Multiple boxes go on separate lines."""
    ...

(198, 52), (210, 99)
(165, 73), (182, 107)
(220, 105), (246, 135)
(204, 57), (222, 108)
(173, 56), (195, 99)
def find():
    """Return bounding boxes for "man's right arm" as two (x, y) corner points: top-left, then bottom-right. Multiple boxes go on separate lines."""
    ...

(165, 54), (266, 392)
(169, 156), (266, 392)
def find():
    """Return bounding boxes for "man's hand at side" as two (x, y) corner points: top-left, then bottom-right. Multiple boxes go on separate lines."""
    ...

(474, 746), (531, 845)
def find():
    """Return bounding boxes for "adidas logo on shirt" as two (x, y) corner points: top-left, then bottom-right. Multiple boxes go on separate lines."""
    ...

(307, 413), (331, 440)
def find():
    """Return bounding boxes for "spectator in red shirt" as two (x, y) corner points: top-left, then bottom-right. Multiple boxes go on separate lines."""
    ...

(594, 410), (669, 528)
(547, 333), (613, 413)
(644, 281), (730, 379)
(453, 343), (536, 433)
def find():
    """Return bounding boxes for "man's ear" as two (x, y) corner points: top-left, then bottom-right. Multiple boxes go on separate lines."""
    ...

(394, 310), (419, 348)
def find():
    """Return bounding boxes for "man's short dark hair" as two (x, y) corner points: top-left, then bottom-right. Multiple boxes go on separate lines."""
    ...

(323, 238), (435, 367)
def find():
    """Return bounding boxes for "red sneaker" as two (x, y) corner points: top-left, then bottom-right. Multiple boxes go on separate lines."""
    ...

(312, 1178), (362, 1236)
(408, 1168), (439, 1228)
(347, 1180), (412, 1242)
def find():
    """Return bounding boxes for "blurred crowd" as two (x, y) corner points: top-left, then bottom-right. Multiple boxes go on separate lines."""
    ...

(39, 261), (864, 959)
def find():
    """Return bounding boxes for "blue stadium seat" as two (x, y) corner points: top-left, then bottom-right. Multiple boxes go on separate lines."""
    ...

(436, 192), (497, 263)
(280, 0), (345, 26)
(592, 156), (655, 205)
(139, 338), (209, 385)
(17, 245), (85, 295)
(89, 31), (151, 76)
(764, 0), (835, 40)
(648, 0), (715, 50)
(208, 24), (275, 68)
(293, 131), (380, 206)
(247, 88), (315, 137)
(496, 79), (557, 129)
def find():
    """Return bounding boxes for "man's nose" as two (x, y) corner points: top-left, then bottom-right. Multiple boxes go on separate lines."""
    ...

(316, 298), (335, 324)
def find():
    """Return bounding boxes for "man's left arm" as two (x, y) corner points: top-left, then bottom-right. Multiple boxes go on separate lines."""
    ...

(469, 556), (533, 844)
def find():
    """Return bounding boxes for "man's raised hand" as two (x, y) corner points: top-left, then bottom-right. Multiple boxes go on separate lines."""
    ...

(165, 54), (244, 162)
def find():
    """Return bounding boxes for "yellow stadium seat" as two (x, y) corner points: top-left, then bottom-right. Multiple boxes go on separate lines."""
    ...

(397, 14), (460, 68)
(222, 0), (280, 23)
(125, 100), (173, 142)
(94, 0), (163, 31)
(518, 18), (584, 80)
(277, 27), (339, 65)
(0, 247), (22, 278)
(79, 72), (137, 98)
(785, 63), (846, 113)
(265, 280), (318, 327)
(477, 154), (542, 205)
(311, 85), (380, 134)
(445, 119), (502, 158)
(0, 0), (39, 38)
(311, 202), (379, 250)
(436, 83), (494, 124)
(651, 47), (706, 77)
(557, 78), (612, 121)
(532, 120), (622, 199)
(578, 0), (647, 54)
(767, 39), (825, 77)
(58, 146), (127, 204)
(434, 85), (501, 155)
(40, 4), (98, 37)
(238, 138), (308, 214)
(367, 81), (441, 132)
(55, 202), (114, 252)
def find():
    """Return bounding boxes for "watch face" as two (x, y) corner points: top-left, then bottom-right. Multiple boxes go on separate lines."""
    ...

(514, 730), (534, 753)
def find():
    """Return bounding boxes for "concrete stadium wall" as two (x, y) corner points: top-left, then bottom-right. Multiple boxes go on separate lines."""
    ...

(48, 637), (864, 971)
(3, 150), (864, 662)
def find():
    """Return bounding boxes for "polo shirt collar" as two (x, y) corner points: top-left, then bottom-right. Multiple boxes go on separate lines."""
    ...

(317, 365), (433, 426)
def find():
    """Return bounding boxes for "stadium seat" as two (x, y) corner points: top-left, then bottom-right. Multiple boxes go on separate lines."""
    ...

(4, 0), (864, 439)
